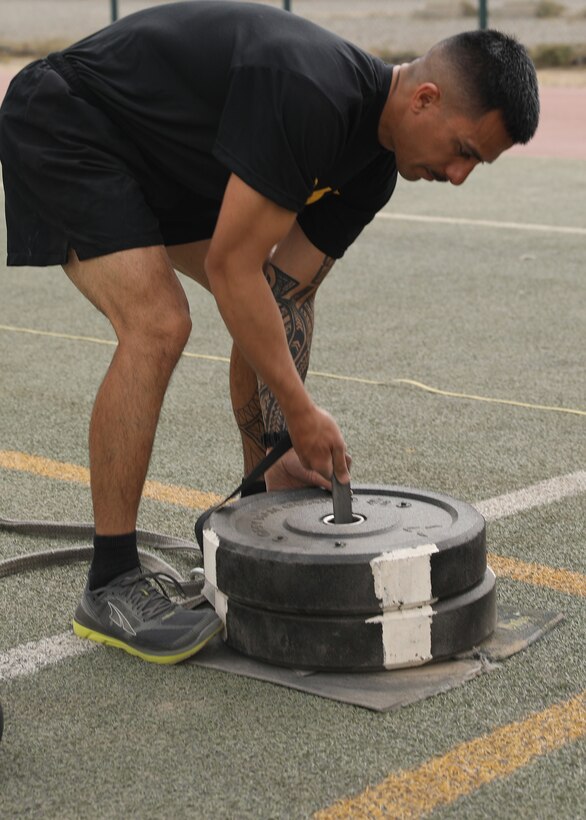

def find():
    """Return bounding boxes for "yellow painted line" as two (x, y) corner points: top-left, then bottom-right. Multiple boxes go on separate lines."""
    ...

(489, 553), (586, 597)
(2, 323), (585, 416)
(394, 378), (586, 418)
(0, 451), (222, 510)
(144, 478), (222, 510)
(315, 691), (586, 820)
(0, 450), (90, 485)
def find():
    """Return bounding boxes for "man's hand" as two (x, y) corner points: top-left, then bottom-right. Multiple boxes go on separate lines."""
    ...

(287, 404), (351, 486)
(265, 447), (352, 492)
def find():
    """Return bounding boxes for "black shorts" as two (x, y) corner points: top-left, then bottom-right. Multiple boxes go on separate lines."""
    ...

(0, 58), (219, 267)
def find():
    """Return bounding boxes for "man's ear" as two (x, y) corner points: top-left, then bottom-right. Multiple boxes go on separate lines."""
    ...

(411, 82), (441, 113)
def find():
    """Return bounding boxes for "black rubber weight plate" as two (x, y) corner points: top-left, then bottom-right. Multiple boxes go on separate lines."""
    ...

(221, 568), (497, 672)
(204, 485), (486, 614)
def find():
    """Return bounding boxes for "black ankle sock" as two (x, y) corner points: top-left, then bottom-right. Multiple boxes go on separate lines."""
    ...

(88, 531), (140, 590)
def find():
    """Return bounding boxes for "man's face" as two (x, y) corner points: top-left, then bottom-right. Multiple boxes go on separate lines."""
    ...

(392, 89), (514, 185)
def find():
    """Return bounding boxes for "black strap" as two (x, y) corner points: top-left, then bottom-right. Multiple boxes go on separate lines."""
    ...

(194, 433), (292, 546)
(235, 432), (292, 500)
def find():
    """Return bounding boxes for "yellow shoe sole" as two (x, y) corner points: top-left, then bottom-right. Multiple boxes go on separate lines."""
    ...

(72, 618), (223, 665)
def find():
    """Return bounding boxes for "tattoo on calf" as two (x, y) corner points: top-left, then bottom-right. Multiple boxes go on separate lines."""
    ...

(234, 389), (266, 473)
(259, 255), (334, 434)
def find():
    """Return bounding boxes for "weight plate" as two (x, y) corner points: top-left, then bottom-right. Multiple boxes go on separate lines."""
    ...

(203, 485), (486, 614)
(218, 568), (497, 672)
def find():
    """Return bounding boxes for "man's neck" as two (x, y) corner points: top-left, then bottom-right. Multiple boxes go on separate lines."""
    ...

(377, 62), (409, 151)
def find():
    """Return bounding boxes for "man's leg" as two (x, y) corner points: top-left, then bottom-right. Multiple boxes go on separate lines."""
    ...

(230, 344), (266, 477)
(64, 245), (221, 663)
(167, 240), (265, 480)
(64, 245), (191, 536)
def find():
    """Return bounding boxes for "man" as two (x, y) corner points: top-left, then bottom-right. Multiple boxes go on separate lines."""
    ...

(0, 1), (539, 665)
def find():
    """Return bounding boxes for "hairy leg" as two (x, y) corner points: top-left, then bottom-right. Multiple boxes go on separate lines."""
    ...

(63, 246), (191, 534)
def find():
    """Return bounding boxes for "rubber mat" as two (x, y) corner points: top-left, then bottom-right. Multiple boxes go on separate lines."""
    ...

(190, 607), (564, 711)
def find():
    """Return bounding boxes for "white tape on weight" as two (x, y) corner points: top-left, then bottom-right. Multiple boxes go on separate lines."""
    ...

(370, 543), (439, 610)
(366, 606), (434, 669)
(203, 527), (220, 589)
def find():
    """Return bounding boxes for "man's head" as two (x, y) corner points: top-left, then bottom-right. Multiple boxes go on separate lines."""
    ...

(381, 30), (540, 185)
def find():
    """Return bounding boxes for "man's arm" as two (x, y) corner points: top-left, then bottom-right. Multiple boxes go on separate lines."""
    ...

(230, 236), (336, 488)
(206, 174), (349, 484)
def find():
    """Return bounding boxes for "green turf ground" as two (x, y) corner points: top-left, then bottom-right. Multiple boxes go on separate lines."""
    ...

(0, 155), (584, 818)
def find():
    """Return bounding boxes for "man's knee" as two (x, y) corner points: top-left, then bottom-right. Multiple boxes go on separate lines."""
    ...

(142, 306), (192, 361)
(64, 246), (192, 361)
(115, 298), (192, 374)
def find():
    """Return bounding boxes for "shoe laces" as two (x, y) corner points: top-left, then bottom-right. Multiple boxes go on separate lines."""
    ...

(116, 571), (186, 620)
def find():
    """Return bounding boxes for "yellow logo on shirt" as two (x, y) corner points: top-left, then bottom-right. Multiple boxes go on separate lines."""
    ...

(305, 179), (340, 206)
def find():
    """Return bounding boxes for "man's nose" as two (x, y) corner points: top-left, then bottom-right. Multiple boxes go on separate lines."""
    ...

(446, 157), (479, 186)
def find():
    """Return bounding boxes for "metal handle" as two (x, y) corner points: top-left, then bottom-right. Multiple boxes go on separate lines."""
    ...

(332, 475), (353, 524)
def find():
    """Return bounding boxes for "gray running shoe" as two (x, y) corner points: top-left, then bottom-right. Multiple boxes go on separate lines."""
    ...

(73, 569), (222, 664)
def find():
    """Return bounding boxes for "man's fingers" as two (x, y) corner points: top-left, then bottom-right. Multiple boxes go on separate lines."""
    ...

(306, 447), (350, 486)
(307, 469), (331, 491)
(288, 405), (350, 485)
(296, 445), (350, 486)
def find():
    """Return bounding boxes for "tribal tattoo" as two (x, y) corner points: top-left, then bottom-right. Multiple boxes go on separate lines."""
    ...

(259, 255), (335, 434)
(233, 387), (265, 474)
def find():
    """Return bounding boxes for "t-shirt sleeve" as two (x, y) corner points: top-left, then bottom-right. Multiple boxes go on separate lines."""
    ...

(297, 151), (397, 258)
(212, 66), (347, 213)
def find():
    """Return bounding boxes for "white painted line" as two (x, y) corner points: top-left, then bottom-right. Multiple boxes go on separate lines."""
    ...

(376, 212), (586, 236)
(2, 471), (586, 683)
(0, 323), (231, 365)
(476, 470), (586, 521)
(0, 631), (94, 682)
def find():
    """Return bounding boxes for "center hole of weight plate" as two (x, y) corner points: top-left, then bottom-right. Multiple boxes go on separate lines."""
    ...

(321, 513), (366, 526)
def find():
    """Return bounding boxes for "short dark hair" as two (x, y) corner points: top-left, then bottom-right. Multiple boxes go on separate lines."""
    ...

(436, 30), (539, 144)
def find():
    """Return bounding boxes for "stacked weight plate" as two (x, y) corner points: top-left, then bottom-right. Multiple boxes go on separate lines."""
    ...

(202, 486), (496, 671)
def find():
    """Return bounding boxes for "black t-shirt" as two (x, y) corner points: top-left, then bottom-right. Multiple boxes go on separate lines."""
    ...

(62, 0), (397, 258)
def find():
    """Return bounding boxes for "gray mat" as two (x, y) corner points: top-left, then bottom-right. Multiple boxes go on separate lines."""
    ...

(191, 607), (564, 711)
